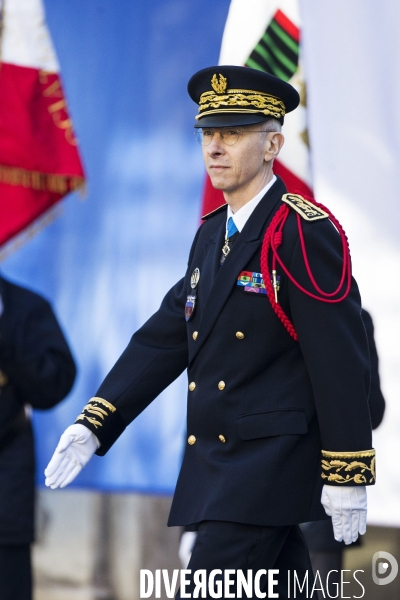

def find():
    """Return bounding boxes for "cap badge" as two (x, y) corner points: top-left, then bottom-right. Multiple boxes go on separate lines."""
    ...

(211, 73), (227, 94)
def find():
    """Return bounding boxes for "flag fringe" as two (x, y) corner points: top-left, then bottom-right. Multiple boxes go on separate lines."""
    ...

(0, 203), (63, 262)
(0, 164), (85, 195)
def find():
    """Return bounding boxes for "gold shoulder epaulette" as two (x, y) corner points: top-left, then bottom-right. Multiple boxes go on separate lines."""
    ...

(282, 193), (329, 222)
(201, 203), (228, 220)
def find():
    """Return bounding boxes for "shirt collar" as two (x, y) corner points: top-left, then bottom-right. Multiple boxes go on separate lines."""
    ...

(226, 175), (277, 233)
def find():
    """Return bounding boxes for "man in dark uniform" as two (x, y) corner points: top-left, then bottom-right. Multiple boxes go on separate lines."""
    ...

(45, 66), (375, 597)
(0, 275), (76, 600)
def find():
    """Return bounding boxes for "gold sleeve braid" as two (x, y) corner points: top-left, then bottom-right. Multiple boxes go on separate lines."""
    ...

(321, 449), (376, 486)
(74, 396), (126, 456)
(76, 396), (117, 429)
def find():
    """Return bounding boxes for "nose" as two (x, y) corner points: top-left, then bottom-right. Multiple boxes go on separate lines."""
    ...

(206, 132), (225, 156)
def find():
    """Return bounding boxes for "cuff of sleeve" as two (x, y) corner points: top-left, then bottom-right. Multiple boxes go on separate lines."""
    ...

(75, 397), (126, 456)
(321, 449), (376, 486)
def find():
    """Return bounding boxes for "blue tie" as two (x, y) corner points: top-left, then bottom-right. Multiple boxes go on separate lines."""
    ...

(227, 217), (238, 238)
(220, 217), (239, 265)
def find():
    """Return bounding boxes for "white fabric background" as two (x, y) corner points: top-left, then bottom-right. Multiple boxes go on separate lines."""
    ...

(2, 0), (59, 71)
(301, 0), (400, 526)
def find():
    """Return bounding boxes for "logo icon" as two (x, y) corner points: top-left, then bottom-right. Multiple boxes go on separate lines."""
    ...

(372, 551), (398, 585)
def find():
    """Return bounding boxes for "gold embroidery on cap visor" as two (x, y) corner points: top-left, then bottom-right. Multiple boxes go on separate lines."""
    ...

(321, 449), (376, 485)
(196, 89), (286, 121)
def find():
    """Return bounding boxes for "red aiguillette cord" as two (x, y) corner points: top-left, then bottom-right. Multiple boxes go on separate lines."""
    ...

(260, 196), (352, 341)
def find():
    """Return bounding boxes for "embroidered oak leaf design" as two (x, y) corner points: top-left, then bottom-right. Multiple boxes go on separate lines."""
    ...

(344, 461), (369, 472)
(327, 473), (346, 482)
(353, 474), (367, 484)
(211, 74), (227, 94)
(321, 453), (375, 484)
(329, 460), (348, 469)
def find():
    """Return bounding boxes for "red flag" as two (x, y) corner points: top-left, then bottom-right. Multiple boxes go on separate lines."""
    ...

(0, 0), (85, 250)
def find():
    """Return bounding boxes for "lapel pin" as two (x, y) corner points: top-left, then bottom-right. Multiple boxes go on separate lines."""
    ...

(186, 268), (200, 321)
(185, 295), (196, 321)
(191, 268), (200, 289)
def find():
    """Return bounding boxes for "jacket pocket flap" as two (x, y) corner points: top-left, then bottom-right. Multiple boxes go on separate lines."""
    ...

(237, 409), (308, 440)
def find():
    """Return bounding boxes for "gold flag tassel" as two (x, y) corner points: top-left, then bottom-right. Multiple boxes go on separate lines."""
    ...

(0, 164), (85, 195)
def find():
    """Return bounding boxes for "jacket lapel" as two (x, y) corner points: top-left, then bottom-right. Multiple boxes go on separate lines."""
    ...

(190, 177), (286, 364)
(192, 211), (226, 309)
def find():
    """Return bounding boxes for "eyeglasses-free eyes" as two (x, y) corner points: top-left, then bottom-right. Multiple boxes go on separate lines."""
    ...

(195, 128), (271, 146)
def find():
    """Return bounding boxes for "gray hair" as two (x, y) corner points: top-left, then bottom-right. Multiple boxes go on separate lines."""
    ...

(262, 118), (282, 133)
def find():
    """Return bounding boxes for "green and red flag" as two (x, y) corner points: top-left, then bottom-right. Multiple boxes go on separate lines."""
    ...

(0, 0), (85, 252)
(201, 0), (312, 216)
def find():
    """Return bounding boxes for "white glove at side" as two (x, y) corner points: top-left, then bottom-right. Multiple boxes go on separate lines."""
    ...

(44, 424), (100, 489)
(321, 484), (367, 545)
(179, 531), (197, 568)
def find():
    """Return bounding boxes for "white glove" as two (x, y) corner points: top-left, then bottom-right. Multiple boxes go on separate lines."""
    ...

(321, 484), (367, 545)
(44, 424), (100, 489)
(179, 531), (197, 568)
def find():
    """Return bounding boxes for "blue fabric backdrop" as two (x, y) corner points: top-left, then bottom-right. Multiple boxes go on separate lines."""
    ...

(1, 1), (230, 492)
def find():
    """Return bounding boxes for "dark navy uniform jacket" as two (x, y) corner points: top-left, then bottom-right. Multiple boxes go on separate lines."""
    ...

(0, 276), (76, 544)
(78, 177), (373, 527)
(302, 307), (384, 551)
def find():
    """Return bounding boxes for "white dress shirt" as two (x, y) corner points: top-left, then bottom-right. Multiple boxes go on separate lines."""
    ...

(226, 175), (277, 235)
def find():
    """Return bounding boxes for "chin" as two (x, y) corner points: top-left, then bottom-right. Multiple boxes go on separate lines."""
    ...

(208, 176), (227, 191)
(210, 182), (225, 191)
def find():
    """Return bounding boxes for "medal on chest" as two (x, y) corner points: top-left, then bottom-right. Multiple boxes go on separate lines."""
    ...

(237, 271), (281, 298)
(185, 268), (200, 321)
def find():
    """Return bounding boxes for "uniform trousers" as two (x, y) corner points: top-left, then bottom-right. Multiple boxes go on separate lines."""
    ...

(177, 521), (313, 599)
(0, 544), (32, 600)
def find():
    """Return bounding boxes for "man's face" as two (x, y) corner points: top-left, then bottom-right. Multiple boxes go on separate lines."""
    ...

(200, 123), (277, 197)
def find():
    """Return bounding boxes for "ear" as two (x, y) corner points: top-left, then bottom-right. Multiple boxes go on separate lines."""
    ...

(264, 132), (284, 163)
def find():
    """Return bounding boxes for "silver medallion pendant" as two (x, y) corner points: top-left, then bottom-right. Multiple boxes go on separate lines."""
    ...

(191, 268), (200, 289)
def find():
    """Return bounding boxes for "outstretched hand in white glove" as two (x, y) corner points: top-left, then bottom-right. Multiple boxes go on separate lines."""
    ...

(44, 424), (100, 489)
(321, 484), (367, 545)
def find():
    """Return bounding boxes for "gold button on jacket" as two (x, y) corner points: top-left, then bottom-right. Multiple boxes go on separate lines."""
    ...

(219, 435), (226, 443)
(192, 331), (198, 340)
(188, 435), (196, 445)
(0, 370), (9, 387)
(189, 382), (196, 391)
(218, 381), (225, 390)
(236, 331), (245, 340)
